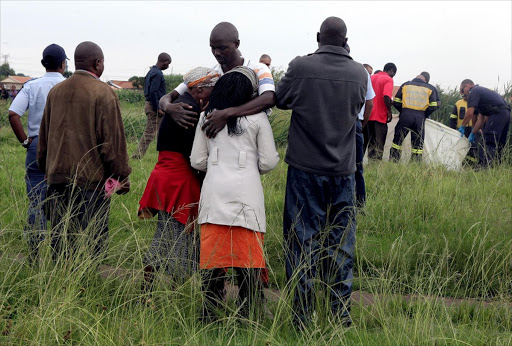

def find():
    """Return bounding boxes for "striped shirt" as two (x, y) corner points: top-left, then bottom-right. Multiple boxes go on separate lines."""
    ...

(175, 58), (275, 96)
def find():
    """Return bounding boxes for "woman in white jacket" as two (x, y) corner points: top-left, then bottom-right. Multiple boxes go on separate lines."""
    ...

(190, 66), (279, 321)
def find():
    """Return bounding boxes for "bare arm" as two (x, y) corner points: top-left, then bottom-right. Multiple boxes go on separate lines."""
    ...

(159, 91), (198, 129)
(362, 99), (374, 128)
(471, 114), (486, 134)
(384, 95), (393, 122)
(202, 91), (276, 138)
(8, 111), (30, 145)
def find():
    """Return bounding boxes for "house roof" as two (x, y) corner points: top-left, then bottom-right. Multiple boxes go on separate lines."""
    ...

(1, 76), (32, 84)
(110, 80), (135, 89)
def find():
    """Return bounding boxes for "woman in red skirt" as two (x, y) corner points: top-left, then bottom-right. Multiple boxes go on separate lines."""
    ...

(138, 67), (218, 289)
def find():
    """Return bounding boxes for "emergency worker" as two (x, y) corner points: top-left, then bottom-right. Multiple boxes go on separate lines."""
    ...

(450, 93), (477, 163)
(390, 74), (438, 162)
(459, 79), (511, 167)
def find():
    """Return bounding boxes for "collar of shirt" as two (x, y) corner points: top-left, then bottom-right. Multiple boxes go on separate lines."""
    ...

(314, 45), (352, 59)
(42, 72), (64, 78)
(75, 69), (100, 79)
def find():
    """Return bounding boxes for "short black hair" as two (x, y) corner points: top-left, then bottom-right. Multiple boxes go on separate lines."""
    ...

(420, 71), (430, 83)
(41, 59), (63, 70)
(384, 63), (397, 72)
(205, 72), (254, 135)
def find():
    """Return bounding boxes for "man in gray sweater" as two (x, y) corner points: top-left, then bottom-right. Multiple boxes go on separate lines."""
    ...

(276, 16), (367, 329)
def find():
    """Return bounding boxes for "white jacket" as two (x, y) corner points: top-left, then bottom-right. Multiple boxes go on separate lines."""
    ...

(190, 112), (279, 233)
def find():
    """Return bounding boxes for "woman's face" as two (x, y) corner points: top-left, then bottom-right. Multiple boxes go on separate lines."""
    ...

(198, 86), (214, 105)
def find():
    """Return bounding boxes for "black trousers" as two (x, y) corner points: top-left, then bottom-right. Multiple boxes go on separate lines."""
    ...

(46, 184), (110, 262)
(202, 267), (262, 320)
(363, 120), (388, 160)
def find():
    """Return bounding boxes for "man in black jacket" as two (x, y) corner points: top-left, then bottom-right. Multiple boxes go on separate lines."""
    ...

(276, 16), (367, 328)
(133, 52), (171, 159)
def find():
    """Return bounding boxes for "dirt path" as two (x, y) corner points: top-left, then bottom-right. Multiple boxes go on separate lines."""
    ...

(3, 252), (509, 308)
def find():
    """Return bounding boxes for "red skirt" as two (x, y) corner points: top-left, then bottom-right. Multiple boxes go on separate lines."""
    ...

(200, 223), (265, 269)
(138, 151), (200, 225)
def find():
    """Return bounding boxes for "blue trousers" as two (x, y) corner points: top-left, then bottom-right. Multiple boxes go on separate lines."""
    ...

(283, 166), (356, 325)
(24, 136), (47, 255)
(355, 120), (366, 208)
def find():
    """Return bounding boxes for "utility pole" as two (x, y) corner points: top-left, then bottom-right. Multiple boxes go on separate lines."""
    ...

(1, 54), (10, 65)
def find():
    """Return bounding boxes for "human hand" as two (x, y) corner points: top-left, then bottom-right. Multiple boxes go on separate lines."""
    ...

(386, 111), (393, 123)
(117, 177), (131, 195)
(458, 126), (466, 137)
(165, 103), (198, 129)
(468, 132), (475, 143)
(202, 108), (231, 138)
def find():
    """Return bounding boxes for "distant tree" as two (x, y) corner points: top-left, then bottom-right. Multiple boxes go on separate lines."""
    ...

(63, 71), (73, 78)
(270, 66), (285, 84)
(16, 72), (26, 77)
(0, 63), (16, 78)
(164, 74), (183, 91)
(129, 76), (145, 89)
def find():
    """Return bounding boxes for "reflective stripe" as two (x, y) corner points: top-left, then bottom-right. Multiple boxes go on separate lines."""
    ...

(391, 143), (402, 150)
(466, 155), (477, 162)
(429, 101), (438, 107)
(394, 97), (402, 103)
(411, 148), (423, 154)
(450, 114), (458, 119)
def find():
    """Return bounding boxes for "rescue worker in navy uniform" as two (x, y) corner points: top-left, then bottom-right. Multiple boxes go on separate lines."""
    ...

(390, 74), (438, 162)
(459, 79), (511, 168)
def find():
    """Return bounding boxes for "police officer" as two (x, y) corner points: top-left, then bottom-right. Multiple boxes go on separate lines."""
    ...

(8, 43), (67, 262)
(459, 79), (511, 167)
(390, 74), (438, 162)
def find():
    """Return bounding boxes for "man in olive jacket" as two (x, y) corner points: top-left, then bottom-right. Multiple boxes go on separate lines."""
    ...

(276, 17), (367, 328)
(37, 41), (131, 261)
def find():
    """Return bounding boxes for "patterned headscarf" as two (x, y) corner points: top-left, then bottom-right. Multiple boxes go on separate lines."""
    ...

(183, 67), (219, 88)
(225, 65), (259, 99)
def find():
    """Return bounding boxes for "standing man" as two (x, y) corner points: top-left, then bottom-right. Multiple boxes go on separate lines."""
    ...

(159, 22), (275, 138)
(389, 74), (438, 162)
(364, 63), (397, 160)
(259, 54), (272, 67)
(276, 16), (367, 327)
(133, 52), (171, 159)
(420, 71), (441, 109)
(8, 43), (67, 261)
(37, 41), (131, 261)
(459, 79), (511, 167)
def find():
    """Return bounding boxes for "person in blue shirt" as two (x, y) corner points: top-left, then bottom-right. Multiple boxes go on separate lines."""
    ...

(8, 43), (67, 263)
(459, 79), (511, 168)
(132, 52), (171, 159)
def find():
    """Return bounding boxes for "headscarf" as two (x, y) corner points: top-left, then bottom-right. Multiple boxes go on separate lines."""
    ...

(183, 67), (219, 88)
(225, 65), (259, 99)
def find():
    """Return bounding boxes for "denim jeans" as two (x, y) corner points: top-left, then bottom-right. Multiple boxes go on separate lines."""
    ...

(283, 166), (356, 325)
(355, 120), (366, 208)
(24, 136), (47, 255)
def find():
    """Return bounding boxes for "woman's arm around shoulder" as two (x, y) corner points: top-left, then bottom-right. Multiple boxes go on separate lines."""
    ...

(190, 113), (209, 171)
(256, 113), (280, 174)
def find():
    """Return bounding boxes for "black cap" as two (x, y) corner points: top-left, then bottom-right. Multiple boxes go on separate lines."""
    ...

(42, 44), (68, 64)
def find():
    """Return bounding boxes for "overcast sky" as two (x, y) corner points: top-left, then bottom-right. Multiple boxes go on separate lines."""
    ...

(1, 1), (511, 91)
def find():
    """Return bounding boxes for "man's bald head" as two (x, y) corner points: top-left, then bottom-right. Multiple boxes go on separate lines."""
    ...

(416, 74), (426, 82)
(74, 41), (104, 76)
(210, 22), (239, 42)
(317, 16), (347, 47)
(157, 52), (171, 71)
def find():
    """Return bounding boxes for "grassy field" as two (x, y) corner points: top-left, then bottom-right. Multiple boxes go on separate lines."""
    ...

(0, 98), (511, 345)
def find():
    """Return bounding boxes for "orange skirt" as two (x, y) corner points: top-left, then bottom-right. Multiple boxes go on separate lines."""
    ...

(200, 223), (265, 269)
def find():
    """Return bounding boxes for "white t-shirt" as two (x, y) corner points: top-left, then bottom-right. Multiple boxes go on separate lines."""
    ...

(175, 58), (275, 96)
(358, 71), (376, 120)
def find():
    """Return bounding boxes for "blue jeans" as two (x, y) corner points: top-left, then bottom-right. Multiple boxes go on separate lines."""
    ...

(283, 166), (356, 325)
(355, 120), (366, 208)
(24, 136), (47, 255)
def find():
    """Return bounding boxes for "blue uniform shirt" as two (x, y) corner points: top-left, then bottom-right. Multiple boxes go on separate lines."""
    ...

(9, 72), (65, 137)
(467, 85), (508, 116)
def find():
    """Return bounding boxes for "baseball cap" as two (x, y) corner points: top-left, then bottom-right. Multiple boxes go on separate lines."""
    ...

(42, 44), (68, 64)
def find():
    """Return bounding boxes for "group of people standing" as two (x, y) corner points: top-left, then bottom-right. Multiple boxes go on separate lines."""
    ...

(1, 84), (18, 101)
(7, 15), (511, 330)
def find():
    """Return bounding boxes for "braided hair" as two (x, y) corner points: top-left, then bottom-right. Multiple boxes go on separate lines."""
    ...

(205, 71), (254, 135)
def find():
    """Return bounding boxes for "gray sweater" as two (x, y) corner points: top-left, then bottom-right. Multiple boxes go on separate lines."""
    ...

(276, 45), (367, 176)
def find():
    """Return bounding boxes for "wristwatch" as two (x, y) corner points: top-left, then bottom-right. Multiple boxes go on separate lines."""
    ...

(22, 138), (30, 148)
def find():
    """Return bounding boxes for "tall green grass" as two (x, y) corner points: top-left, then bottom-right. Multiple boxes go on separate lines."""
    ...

(0, 99), (511, 344)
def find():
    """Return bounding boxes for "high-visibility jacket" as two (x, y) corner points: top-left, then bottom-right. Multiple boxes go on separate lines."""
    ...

(449, 98), (472, 129)
(392, 78), (438, 118)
